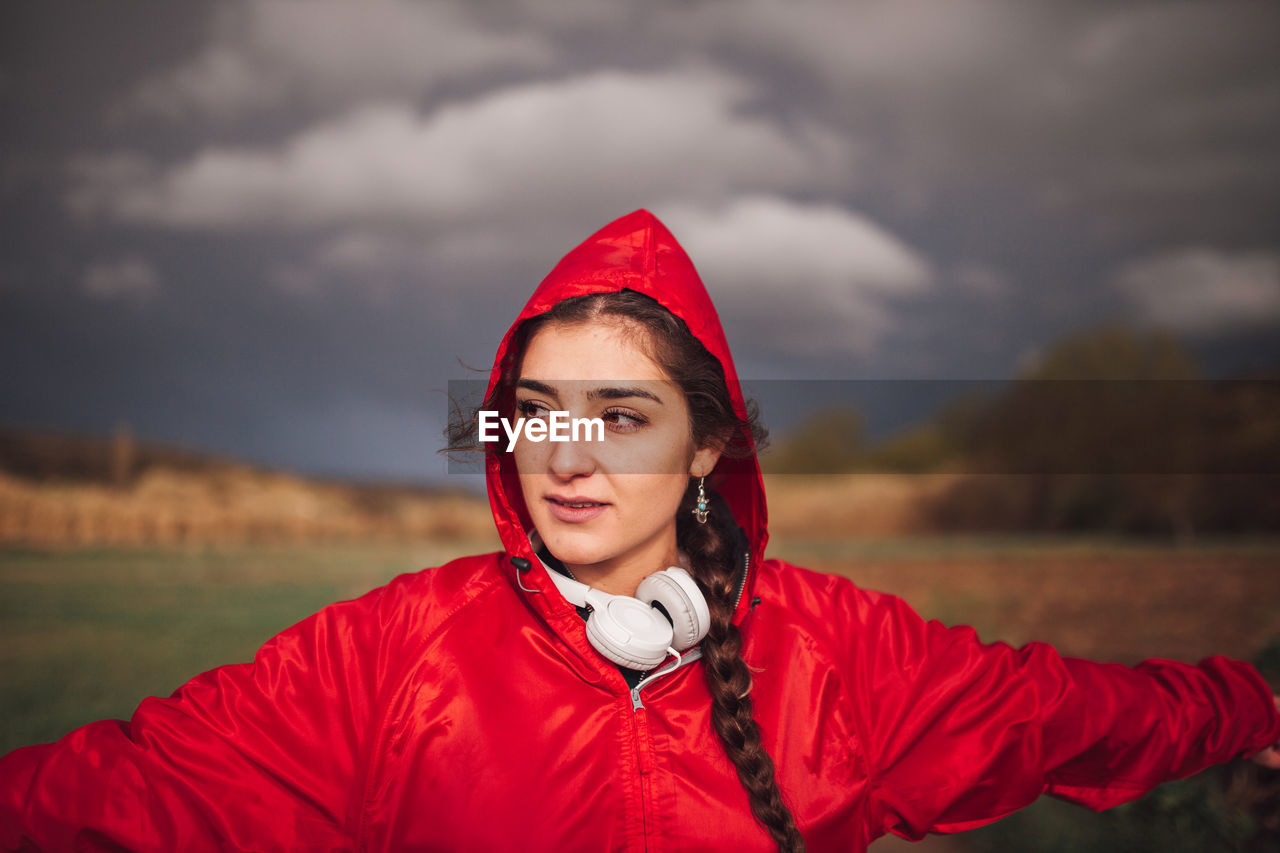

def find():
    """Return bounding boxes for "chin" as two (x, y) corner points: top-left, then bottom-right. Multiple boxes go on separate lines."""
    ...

(536, 523), (610, 565)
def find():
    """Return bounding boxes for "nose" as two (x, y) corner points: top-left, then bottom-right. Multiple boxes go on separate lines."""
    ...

(546, 432), (597, 481)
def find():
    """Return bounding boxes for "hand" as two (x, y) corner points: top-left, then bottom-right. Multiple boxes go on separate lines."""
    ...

(1250, 696), (1280, 769)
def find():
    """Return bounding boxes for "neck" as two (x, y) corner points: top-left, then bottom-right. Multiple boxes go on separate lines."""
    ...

(563, 533), (683, 598)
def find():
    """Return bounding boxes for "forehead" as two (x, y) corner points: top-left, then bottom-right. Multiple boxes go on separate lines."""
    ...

(519, 321), (669, 383)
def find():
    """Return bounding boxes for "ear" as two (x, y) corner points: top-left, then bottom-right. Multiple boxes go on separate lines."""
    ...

(690, 441), (723, 479)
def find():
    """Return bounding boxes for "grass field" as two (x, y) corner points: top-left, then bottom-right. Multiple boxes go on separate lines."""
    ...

(0, 539), (499, 752)
(2, 537), (1277, 851)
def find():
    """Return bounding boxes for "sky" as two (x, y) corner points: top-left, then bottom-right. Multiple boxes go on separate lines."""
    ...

(2, 1), (1278, 484)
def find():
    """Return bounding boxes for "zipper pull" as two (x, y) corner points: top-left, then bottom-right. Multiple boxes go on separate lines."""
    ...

(630, 689), (654, 776)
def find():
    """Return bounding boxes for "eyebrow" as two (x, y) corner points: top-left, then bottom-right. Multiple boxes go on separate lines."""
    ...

(515, 379), (663, 405)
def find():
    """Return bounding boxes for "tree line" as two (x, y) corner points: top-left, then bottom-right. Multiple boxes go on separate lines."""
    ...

(763, 326), (1280, 537)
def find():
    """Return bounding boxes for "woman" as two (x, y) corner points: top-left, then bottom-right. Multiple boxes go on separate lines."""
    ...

(2, 210), (1278, 851)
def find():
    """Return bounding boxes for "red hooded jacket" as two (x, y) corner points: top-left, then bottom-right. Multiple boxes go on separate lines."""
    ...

(3, 210), (1278, 852)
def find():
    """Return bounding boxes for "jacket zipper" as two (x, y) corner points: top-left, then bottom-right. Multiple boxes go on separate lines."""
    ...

(626, 647), (701, 851)
(630, 646), (704, 711)
(732, 548), (751, 616)
(624, 547), (751, 849)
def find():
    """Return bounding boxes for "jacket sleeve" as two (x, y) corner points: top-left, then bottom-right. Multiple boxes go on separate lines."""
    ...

(0, 579), (401, 853)
(853, 588), (1280, 842)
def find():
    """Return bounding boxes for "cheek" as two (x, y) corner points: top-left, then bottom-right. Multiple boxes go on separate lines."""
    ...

(515, 464), (549, 505)
(512, 440), (550, 474)
(609, 431), (695, 475)
(513, 450), (548, 513)
(618, 475), (690, 524)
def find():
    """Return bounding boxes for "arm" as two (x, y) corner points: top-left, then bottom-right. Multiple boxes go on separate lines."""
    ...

(852, 589), (1280, 841)
(0, 580), (399, 852)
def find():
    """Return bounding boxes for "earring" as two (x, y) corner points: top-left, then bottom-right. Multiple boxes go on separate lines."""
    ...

(693, 476), (709, 524)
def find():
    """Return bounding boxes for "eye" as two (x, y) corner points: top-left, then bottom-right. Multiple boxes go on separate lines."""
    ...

(516, 398), (551, 419)
(602, 407), (648, 432)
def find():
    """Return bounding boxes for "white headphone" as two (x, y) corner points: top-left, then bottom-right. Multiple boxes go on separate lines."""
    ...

(542, 563), (711, 670)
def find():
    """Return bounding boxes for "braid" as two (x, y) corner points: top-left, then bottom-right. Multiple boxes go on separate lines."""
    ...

(680, 483), (805, 853)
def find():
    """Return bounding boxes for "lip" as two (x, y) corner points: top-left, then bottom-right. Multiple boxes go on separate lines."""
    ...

(544, 494), (609, 524)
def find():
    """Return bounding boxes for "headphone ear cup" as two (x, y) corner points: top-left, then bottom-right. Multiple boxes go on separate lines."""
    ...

(636, 567), (711, 651)
(581, 588), (675, 670)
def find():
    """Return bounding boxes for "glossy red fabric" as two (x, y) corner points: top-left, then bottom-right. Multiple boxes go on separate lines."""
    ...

(3, 210), (1278, 852)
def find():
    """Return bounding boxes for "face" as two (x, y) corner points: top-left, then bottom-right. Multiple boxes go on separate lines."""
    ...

(512, 320), (720, 590)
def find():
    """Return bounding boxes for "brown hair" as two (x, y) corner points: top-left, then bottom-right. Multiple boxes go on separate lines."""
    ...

(447, 289), (804, 851)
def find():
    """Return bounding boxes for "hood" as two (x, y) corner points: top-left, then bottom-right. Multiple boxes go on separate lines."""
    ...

(484, 209), (768, 624)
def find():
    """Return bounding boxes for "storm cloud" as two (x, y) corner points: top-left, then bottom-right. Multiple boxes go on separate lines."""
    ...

(2, 0), (1277, 481)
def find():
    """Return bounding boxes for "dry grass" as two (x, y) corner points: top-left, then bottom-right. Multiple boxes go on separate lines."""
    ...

(764, 473), (963, 537)
(0, 468), (495, 547)
(774, 541), (1280, 666)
